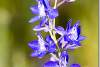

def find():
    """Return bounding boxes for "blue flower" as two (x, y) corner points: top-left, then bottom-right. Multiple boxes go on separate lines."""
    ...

(44, 61), (59, 67)
(45, 35), (56, 53)
(28, 32), (47, 58)
(44, 51), (80, 67)
(28, 33), (56, 58)
(55, 19), (85, 50)
(44, 51), (69, 67)
(29, 0), (46, 24)
(29, 0), (58, 24)
(40, 0), (58, 19)
(59, 51), (69, 67)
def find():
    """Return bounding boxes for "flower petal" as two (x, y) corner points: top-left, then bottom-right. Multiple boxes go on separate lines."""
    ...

(55, 26), (65, 35)
(70, 64), (80, 67)
(78, 36), (86, 41)
(31, 51), (38, 57)
(33, 24), (50, 32)
(73, 20), (80, 28)
(77, 26), (80, 37)
(64, 42), (80, 50)
(45, 35), (56, 53)
(60, 51), (69, 63)
(37, 50), (47, 58)
(44, 61), (59, 67)
(40, 16), (47, 26)
(64, 35), (70, 41)
(33, 25), (45, 31)
(47, 9), (58, 19)
(37, 32), (46, 51)
(48, 43), (56, 53)
(30, 5), (39, 14)
(41, 0), (51, 9)
(43, 22), (50, 32)
(68, 24), (79, 40)
(66, 18), (72, 31)
(28, 40), (39, 50)
(31, 50), (47, 58)
(45, 35), (53, 44)
(29, 16), (40, 23)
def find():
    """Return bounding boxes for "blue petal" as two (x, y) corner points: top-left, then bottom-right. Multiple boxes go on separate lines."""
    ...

(48, 9), (58, 19)
(37, 31), (43, 39)
(45, 36), (56, 53)
(77, 26), (80, 37)
(66, 18), (72, 31)
(49, 9), (58, 19)
(37, 32), (46, 47)
(37, 51), (47, 58)
(28, 40), (39, 50)
(44, 61), (59, 67)
(65, 41), (81, 50)
(33, 24), (50, 32)
(58, 36), (64, 48)
(33, 25), (44, 31)
(78, 36), (86, 41)
(29, 16), (40, 23)
(56, 26), (65, 31)
(48, 43), (56, 53)
(61, 51), (69, 63)
(72, 41), (80, 46)
(31, 51), (38, 57)
(66, 20), (80, 40)
(45, 35), (53, 44)
(55, 26), (65, 35)
(30, 5), (39, 14)
(70, 64), (80, 67)
(42, 0), (51, 9)
(31, 50), (47, 58)
(73, 20), (80, 28)
(40, 16), (47, 26)
(67, 27), (79, 40)
(64, 35), (70, 41)
(67, 46), (80, 50)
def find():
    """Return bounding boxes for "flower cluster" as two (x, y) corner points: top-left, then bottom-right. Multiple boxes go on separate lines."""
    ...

(28, 0), (85, 67)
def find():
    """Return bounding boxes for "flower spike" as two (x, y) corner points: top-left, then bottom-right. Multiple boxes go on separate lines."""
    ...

(28, 0), (85, 67)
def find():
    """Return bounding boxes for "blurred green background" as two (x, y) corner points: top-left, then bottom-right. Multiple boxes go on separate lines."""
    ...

(0, 0), (98, 67)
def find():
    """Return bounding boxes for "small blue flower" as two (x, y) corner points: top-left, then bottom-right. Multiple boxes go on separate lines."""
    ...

(44, 51), (69, 67)
(41, 0), (58, 19)
(43, 51), (80, 67)
(55, 19), (85, 50)
(29, 0), (58, 24)
(44, 61), (59, 67)
(46, 8), (58, 19)
(45, 35), (56, 53)
(29, 0), (46, 24)
(28, 32), (47, 58)
(59, 51), (69, 67)
(28, 40), (39, 50)
(28, 33), (56, 58)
